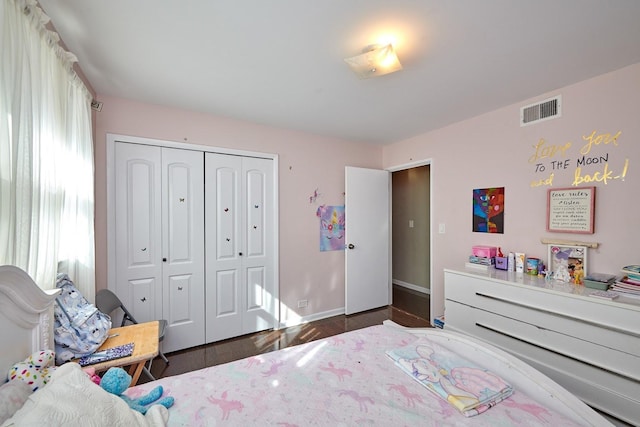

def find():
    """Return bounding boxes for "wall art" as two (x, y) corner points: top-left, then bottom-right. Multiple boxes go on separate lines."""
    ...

(547, 186), (595, 233)
(472, 187), (504, 233)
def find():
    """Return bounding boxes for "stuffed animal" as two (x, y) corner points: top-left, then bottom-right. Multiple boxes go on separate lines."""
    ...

(82, 366), (101, 385)
(8, 350), (56, 392)
(100, 367), (174, 414)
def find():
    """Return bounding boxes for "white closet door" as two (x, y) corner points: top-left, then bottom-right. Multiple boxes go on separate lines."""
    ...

(115, 143), (163, 324)
(241, 156), (276, 335)
(205, 154), (276, 342)
(205, 153), (243, 342)
(161, 148), (205, 352)
(115, 143), (205, 353)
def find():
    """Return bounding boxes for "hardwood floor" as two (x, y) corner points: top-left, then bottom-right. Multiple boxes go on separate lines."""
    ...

(142, 285), (430, 383)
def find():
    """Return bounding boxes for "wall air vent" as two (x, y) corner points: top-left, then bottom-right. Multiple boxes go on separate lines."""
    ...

(520, 95), (561, 126)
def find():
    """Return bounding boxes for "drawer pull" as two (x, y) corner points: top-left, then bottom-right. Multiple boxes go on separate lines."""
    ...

(475, 322), (640, 383)
(474, 292), (640, 338)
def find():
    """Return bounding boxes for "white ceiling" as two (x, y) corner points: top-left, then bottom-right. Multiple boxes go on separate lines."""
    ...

(38, 0), (640, 145)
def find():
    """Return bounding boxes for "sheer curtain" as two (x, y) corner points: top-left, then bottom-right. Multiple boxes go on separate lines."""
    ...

(0, 0), (95, 301)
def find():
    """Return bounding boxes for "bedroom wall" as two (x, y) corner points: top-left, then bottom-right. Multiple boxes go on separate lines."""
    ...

(93, 96), (382, 325)
(383, 63), (640, 320)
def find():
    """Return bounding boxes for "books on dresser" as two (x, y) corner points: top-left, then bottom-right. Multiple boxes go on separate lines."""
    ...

(620, 265), (640, 277)
(609, 265), (640, 297)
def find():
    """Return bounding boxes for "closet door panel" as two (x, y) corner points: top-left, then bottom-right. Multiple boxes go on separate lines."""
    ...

(205, 153), (243, 342)
(129, 163), (155, 266)
(115, 143), (162, 320)
(242, 157), (276, 334)
(246, 169), (265, 257)
(246, 266), (265, 310)
(216, 270), (239, 316)
(161, 148), (205, 352)
(129, 278), (155, 323)
(166, 164), (191, 262)
(216, 166), (239, 260)
(167, 274), (192, 322)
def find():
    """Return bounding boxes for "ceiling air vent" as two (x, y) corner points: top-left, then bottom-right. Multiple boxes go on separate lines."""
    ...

(520, 95), (561, 126)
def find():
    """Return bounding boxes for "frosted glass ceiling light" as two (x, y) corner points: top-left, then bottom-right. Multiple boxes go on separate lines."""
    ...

(344, 43), (403, 79)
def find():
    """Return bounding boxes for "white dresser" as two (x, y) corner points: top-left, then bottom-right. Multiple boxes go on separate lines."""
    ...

(444, 267), (640, 426)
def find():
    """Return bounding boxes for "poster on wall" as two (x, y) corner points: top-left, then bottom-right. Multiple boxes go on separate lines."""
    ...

(316, 205), (345, 251)
(472, 187), (504, 233)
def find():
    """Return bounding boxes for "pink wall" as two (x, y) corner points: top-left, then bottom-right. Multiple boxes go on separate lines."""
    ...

(94, 97), (382, 325)
(383, 63), (640, 319)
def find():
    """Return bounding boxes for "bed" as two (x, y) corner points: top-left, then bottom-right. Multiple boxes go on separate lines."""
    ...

(0, 265), (611, 426)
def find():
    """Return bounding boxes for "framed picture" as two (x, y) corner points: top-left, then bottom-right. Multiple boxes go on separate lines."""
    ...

(548, 244), (587, 284)
(546, 186), (595, 234)
(472, 187), (504, 233)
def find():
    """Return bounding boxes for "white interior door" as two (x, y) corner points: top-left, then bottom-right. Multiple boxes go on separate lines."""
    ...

(345, 166), (390, 315)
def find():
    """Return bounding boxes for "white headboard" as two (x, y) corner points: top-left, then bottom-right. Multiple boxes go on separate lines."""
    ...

(0, 265), (60, 379)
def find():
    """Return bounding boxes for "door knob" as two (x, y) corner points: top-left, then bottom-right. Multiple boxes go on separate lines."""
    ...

(162, 258), (167, 262)
(239, 252), (243, 256)
(347, 244), (355, 250)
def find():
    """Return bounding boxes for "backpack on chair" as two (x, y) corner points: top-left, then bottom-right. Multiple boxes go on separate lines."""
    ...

(53, 274), (112, 364)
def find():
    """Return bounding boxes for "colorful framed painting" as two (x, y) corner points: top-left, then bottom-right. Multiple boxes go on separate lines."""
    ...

(547, 186), (595, 234)
(548, 244), (587, 284)
(472, 187), (504, 233)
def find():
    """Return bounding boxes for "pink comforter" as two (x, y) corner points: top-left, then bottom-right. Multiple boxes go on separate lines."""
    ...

(128, 325), (586, 426)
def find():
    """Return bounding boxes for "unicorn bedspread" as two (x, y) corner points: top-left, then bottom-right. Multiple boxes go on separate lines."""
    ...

(128, 325), (588, 426)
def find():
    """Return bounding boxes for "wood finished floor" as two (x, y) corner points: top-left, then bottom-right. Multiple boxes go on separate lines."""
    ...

(142, 285), (430, 383)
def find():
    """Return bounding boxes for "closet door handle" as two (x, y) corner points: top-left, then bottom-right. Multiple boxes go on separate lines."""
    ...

(238, 252), (243, 256)
(162, 258), (167, 262)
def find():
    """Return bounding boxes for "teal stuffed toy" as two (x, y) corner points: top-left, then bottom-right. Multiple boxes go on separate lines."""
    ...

(100, 367), (174, 414)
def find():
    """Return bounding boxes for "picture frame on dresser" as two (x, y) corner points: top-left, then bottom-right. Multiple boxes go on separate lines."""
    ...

(548, 244), (587, 284)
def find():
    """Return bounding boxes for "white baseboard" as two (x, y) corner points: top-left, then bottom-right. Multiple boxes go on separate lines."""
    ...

(279, 307), (345, 329)
(393, 279), (430, 295)
(278, 282), (430, 330)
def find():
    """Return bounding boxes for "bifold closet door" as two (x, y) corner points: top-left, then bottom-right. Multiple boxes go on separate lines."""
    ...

(114, 142), (205, 353)
(205, 153), (276, 343)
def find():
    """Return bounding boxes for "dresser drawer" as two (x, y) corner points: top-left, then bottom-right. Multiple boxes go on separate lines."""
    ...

(445, 270), (640, 356)
(445, 300), (640, 425)
(445, 300), (640, 382)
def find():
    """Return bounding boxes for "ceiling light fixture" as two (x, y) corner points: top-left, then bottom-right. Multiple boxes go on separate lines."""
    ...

(344, 43), (403, 79)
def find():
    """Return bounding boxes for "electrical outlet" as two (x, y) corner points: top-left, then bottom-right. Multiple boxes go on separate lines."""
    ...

(438, 223), (446, 234)
(297, 299), (308, 308)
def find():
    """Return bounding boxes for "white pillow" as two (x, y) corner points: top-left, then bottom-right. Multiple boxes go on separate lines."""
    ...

(0, 363), (168, 427)
(0, 381), (32, 424)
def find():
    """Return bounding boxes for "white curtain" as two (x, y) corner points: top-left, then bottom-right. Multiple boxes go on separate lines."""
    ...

(0, 0), (95, 301)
